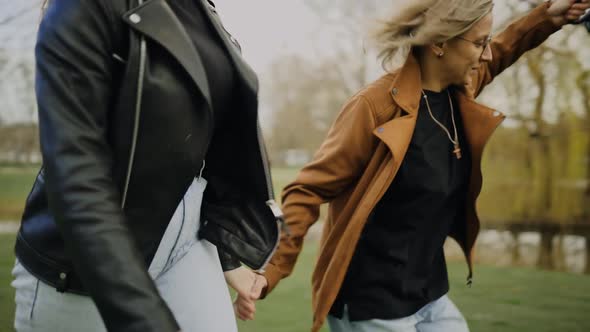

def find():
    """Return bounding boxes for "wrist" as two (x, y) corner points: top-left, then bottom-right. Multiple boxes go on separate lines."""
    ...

(254, 272), (270, 298)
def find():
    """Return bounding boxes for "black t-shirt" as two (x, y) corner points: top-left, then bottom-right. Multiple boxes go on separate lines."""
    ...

(169, 0), (236, 128)
(330, 89), (472, 321)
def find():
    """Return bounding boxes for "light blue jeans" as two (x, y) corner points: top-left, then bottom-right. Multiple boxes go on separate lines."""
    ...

(327, 295), (469, 332)
(12, 177), (237, 332)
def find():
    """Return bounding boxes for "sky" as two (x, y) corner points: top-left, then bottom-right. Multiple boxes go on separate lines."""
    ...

(1, 0), (589, 125)
(0, 0), (323, 65)
(0, 0), (325, 123)
(213, 0), (322, 77)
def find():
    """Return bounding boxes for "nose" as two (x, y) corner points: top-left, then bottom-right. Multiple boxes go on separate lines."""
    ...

(480, 43), (493, 62)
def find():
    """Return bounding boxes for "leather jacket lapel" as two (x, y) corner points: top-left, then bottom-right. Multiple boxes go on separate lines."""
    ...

(197, 0), (259, 94)
(122, 0), (213, 109)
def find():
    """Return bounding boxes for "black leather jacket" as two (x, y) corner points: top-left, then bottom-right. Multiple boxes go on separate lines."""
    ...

(15, 0), (281, 331)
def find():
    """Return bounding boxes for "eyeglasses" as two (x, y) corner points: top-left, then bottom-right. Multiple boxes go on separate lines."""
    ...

(455, 35), (492, 58)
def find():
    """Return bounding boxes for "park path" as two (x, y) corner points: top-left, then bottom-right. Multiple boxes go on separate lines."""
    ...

(0, 221), (18, 234)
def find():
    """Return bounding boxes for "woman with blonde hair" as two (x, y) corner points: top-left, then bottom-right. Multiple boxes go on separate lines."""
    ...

(236, 0), (590, 331)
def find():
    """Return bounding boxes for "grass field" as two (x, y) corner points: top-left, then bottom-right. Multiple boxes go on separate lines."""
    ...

(0, 167), (38, 221)
(0, 235), (16, 332)
(0, 233), (589, 332)
(1, 167), (590, 331)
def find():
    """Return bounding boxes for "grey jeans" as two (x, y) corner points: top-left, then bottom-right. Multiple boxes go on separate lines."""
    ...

(12, 177), (237, 332)
(327, 295), (470, 332)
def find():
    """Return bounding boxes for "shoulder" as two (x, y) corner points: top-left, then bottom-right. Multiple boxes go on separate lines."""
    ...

(354, 73), (400, 125)
(40, 0), (117, 32)
(39, 0), (128, 51)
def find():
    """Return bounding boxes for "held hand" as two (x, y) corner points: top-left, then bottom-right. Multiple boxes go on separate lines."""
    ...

(251, 273), (268, 300)
(234, 294), (256, 320)
(224, 266), (256, 299)
(233, 274), (268, 321)
(548, 0), (590, 26)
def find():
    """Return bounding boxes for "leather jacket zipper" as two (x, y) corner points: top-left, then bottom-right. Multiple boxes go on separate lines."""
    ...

(256, 120), (282, 221)
(121, 19), (146, 209)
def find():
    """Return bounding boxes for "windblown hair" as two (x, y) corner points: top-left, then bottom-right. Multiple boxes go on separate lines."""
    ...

(372, 0), (493, 71)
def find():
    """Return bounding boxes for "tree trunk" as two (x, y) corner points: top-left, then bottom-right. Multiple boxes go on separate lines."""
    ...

(577, 72), (590, 218)
(537, 228), (556, 269)
(585, 234), (590, 275)
(509, 229), (521, 265)
(552, 234), (565, 271)
(526, 54), (552, 219)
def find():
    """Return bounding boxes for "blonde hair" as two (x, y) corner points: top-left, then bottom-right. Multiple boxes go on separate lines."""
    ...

(372, 0), (493, 71)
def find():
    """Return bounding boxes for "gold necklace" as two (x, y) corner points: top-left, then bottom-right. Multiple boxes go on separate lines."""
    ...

(421, 89), (462, 159)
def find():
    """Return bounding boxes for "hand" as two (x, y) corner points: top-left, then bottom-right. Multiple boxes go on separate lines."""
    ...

(548, 0), (590, 26)
(224, 266), (256, 299)
(233, 274), (268, 321)
(251, 273), (268, 300)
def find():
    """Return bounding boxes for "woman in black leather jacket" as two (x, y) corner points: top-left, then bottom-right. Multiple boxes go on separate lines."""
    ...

(11, 0), (282, 331)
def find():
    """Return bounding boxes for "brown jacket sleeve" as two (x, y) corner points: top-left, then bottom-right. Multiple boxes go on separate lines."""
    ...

(472, 2), (561, 97)
(262, 94), (379, 295)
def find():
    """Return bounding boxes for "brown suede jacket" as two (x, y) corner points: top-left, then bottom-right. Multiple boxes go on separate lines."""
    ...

(263, 3), (560, 331)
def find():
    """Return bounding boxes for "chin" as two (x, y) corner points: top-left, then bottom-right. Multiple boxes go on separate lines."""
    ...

(462, 73), (473, 86)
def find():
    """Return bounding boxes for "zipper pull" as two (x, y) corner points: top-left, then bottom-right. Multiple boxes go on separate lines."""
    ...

(266, 200), (290, 236)
(266, 199), (283, 218)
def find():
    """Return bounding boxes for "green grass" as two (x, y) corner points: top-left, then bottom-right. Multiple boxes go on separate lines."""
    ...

(1, 232), (589, 332)
(239, 243), (590, 332)
(0, 234), (16, 332)
(449, 264), (590, 332)
(0, 167), (38, 221)
(2, 167), (590, 331)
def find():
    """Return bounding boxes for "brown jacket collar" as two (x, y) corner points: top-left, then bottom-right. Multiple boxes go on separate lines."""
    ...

(387, 48), (480, 117)
(389, 52), (423, 115)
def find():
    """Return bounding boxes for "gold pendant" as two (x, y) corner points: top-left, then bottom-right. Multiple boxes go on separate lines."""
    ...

(453, 144), (462, 159)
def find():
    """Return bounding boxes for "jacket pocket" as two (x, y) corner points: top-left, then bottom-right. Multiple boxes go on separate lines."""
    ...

(199, 200), (279, 270)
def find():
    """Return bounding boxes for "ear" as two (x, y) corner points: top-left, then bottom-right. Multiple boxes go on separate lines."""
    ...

(429, 42), (446, 57)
